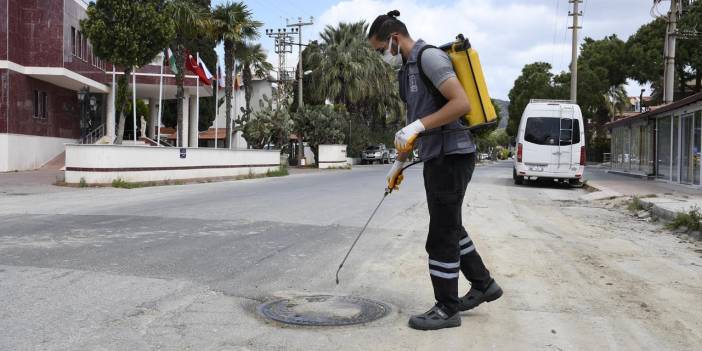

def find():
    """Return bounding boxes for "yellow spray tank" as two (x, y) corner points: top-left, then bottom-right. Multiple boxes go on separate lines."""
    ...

(440, 34), (498, 131)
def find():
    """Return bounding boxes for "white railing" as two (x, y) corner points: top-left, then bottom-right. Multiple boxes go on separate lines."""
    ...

(82, 123), (105, 144)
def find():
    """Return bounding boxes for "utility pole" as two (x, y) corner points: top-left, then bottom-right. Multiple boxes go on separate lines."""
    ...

(663, 0), (681, 104)
(285, 16), (313, 166)
(265, 28), (294, 107)
(287, 17), (314, 112)
(568, 0), (582, 104)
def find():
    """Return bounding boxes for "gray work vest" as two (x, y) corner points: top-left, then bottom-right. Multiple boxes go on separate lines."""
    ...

(398, 40), (475, 161)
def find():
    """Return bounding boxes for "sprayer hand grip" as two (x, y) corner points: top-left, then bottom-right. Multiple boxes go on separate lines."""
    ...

(386, 160), (406, 192)
(394, 120), (425, 152)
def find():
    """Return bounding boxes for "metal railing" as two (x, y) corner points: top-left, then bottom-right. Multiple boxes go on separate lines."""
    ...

(602, 152), (612, 165)
(82, 123), (105, 144)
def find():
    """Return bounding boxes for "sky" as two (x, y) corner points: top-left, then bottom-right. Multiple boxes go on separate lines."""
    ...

(212, 0), (668, 100)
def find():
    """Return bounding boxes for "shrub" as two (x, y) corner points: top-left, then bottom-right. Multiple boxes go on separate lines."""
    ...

(666, 206), (702, 232)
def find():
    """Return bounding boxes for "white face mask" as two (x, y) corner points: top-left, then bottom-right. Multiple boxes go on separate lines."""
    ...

(382, 37), (403, 68)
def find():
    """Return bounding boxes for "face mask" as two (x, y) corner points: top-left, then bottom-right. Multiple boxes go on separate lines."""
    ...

(382, 37), (403, 67)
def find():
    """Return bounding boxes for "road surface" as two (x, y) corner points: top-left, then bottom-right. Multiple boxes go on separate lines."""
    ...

(1, 161), (700, 350)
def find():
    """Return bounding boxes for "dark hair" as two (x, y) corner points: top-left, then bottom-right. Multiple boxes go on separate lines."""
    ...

(367, 10), (409, 40)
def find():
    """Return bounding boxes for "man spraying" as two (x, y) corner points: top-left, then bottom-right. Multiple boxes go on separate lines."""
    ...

(367, 10), (502, 331)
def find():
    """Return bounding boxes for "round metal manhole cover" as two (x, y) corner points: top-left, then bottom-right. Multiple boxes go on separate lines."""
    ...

(258, 295), (391, 326)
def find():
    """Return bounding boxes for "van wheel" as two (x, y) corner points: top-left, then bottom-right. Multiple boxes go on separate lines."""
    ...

(569, 179), (584, 187)
(513, 168), (524, 185)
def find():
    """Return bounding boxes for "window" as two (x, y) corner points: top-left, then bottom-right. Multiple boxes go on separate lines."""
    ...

(41, 92), (48, 118)
(71, 27), (76, 56)
(33, 90), (48, 119)
(81, 33), (87, 60)
(524, 117), (580, 146)
(33, 90), (39, 117)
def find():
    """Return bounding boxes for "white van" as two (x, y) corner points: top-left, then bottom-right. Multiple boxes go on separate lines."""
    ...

(513, 100), (585, 185)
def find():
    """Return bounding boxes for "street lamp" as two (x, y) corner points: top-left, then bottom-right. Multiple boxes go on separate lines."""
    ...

(640, 88), (646, 113)
(77, 86), (90, 143)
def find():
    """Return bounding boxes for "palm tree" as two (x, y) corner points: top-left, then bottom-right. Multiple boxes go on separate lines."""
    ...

(236, 42), (273, 123)
(604, 85), (629, 122)
(211, 2), (261, 148)
(308, 22), (402, 127)
(166, 0), (211, 147)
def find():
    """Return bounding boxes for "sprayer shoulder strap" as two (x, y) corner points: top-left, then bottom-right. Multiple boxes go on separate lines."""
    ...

(416, 45), (447, 107)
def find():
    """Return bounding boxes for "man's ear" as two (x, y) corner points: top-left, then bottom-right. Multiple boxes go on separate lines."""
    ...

(391, 34), (400, 55)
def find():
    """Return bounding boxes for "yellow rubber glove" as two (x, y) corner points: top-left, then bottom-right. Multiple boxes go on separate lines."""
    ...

(386, 160), (406, 192)
(394, 119), (425, 153)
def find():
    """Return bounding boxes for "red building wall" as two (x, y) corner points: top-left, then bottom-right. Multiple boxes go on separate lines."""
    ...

(1, 69), (7, 133)
(0, 0), (7, 60)
(8, 0), (63, 67)
(7, 70), (80, 138)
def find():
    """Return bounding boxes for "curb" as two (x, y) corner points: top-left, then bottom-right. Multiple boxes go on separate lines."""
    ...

(638, 198), (678, 221)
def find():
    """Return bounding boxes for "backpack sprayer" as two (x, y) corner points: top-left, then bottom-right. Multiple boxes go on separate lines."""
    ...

(335, 33), (496, 284)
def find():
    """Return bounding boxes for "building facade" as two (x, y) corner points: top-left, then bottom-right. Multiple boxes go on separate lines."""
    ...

(607, 92), (702, 186)
(0, 0), (211, 172)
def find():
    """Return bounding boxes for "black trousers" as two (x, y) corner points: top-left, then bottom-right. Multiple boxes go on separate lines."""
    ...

(423, 152), (492, 315)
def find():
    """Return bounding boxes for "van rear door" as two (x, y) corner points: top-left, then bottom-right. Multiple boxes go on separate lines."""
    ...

(523, 116), (560, 172)
(555, 106), (578, 173)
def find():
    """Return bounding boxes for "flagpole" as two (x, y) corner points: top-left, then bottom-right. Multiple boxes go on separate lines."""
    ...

(132, 66), (137, 142)
(214, 59), (218, 149)
(157, 51), (164, 146)
(196, 52), (200, 149)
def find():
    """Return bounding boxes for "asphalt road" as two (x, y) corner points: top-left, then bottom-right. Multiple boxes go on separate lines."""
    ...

(1, 161), (701, 350)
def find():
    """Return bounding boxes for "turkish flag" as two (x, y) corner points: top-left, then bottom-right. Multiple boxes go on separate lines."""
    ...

(185, 51), (210, 85)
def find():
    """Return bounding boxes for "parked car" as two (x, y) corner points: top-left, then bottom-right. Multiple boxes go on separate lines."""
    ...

(361, 144), (390, 164)
(388, 148), (398, 162)
(513, 99), (585, 185)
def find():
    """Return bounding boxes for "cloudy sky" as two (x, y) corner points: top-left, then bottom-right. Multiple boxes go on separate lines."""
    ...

(214, 0), (667, 100)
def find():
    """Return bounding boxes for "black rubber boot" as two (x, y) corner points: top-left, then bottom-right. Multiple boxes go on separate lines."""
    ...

(458, 279), (503, 311)
(408, 304), (461, 331)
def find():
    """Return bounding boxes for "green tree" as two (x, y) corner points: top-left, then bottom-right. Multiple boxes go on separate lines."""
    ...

(506, 62), (564, 137)
(627, 9), (702, 102)
(165, 0), (211, 146)
(292, 104), (348, 164)
(236, 42), (274, 124)
(243, 95), (292, 149)
(603, 85), (629, 122)
(626, 18), (666, 100)
(81, 0), (174, 144)
(212, 2), (261, 148)
(307, 22), (403, 127)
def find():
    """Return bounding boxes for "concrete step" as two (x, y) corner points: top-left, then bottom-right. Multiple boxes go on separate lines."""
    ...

(40, 151), (65, 170)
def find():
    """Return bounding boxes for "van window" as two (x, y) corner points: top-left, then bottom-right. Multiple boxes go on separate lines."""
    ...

(525, 117), (580, 146)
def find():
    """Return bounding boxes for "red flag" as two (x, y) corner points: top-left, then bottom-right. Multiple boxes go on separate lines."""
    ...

(185, 51), (210, 85)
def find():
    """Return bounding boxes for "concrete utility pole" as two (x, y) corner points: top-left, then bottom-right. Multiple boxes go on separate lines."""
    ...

(568, 0), (582, 104)
(265, 28), (294, 107)
(286, 17), (314, 112)
(663, 0), (681, 104)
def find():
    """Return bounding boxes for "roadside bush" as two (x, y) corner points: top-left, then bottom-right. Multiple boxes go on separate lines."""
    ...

(666, 206), (702, 232)
(266, 165), (289, 177)
(627, 196), (645, 212)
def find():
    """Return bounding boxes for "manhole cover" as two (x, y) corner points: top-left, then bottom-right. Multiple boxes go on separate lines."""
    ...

(258, 295), (390, 326)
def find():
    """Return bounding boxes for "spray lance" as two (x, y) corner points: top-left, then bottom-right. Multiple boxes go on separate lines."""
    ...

(334, 126), (475, 284)
(334, 161), (420, 285)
